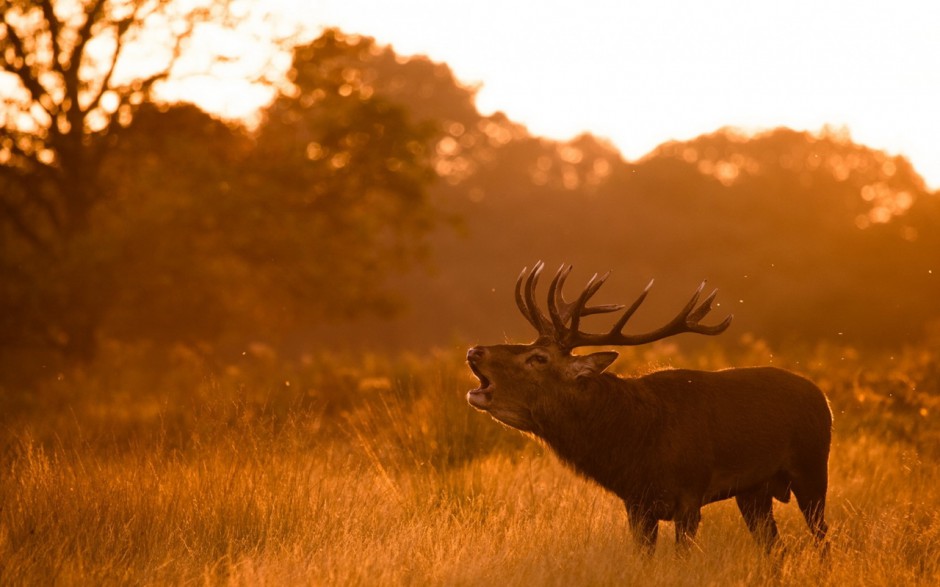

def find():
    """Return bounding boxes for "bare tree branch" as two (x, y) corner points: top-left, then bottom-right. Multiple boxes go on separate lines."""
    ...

(2, 0), (255, 247)
(39, 0), (63, 77)
(62, 0), (108, 131)
(68, 0), (109, 75)
(0, 10), (56, 118)
(81, 14), (136, 116)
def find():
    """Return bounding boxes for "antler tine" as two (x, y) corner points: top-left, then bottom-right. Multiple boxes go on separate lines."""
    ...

(623, 280), (730, 345)
(516, 261), (553, 335)
(516, 264), (545, 334)
(686, 286), (717, 324)
(568, 271), (609, 335)
(671, 280), (707, 326)
(549, 265), (624, 326)
(695, 312), (734, 335)
(547, 264), (574, 332)
(515, 263), (731, 348)
(581, 303), (628, 316)
(648, 281), (708, 335)
(558, 276), (733, 349)
(685, 287), (734, 334)
(515, 266), (532, 325)
(607, 278), (655, 335)
(525, 262), (546, 329)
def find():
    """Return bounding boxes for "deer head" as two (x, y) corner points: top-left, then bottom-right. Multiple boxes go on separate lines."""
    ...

(466, 261), (733, 429)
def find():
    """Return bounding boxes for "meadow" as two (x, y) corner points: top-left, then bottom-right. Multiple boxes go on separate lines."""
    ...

(2, 338), (939, 586)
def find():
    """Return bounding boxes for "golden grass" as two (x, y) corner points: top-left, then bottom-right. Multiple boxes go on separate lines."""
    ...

(2, 342), (939, 585)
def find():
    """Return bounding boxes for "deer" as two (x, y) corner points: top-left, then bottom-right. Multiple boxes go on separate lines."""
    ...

(466, 261), (831, 555)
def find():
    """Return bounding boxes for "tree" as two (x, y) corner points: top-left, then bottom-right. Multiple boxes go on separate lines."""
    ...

(0, 0), (239, 360)
(93, 102), (253, 349)
(1, 23), (445, 373)
(380, 124), (940, 350)
(96, 82), (442, 353)
(247, 30), (441, 327)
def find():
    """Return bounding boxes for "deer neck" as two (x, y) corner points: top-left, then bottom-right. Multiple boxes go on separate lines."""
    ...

(531, 375), (662, 490)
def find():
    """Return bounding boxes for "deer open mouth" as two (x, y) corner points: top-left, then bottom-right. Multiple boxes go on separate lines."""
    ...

(467, 360), (493, 408)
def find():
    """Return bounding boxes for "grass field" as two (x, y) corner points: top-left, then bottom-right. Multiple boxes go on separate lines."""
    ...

(2, 340), (939, 585)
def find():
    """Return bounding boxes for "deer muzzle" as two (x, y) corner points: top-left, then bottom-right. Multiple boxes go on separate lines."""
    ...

(466, 346), (493, 409)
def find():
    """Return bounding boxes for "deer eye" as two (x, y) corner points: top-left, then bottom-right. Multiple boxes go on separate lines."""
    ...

(526, 353), (549, 366)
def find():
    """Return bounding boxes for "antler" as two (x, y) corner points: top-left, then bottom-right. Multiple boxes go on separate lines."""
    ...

(515, 261), (733, 350)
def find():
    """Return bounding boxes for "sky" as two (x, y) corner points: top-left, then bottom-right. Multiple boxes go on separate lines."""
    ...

(185, 0), (940, 189)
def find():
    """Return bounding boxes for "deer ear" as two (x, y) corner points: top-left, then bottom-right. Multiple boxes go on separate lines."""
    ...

(571, 351), (619, 378)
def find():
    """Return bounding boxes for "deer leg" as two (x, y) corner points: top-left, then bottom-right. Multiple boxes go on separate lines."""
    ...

(735, 489), (779, 552)
(674, 506), (702, 556)
(793, 487), (828, 545)
(791, 470), (829, 545)
(625, 503), (659, 555)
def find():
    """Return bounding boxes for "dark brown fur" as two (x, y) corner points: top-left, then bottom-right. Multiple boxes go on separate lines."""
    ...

(467, 341), (832, 553)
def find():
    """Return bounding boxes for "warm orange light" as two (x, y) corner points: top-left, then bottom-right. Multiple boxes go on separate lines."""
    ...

(178, 0), (937, 189)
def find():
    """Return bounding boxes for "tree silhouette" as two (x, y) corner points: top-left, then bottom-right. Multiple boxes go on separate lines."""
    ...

(0, 0), (243, 359)
(0, 0), (239, 248)
(4, 12), (940, 380)
(1, 25), (445, 373)
(247, 30), (441, 324)
(342, 117), (940, 350)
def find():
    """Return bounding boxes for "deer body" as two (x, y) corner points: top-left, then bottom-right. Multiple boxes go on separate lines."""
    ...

(467, 263), (831, 554)
(542, 366), (829, 507)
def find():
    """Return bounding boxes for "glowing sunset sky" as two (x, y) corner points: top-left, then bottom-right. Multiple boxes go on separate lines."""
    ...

(195, 0), (940, 188)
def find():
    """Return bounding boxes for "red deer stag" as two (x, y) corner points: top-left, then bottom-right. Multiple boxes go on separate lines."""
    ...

(466, 262), (831, 554)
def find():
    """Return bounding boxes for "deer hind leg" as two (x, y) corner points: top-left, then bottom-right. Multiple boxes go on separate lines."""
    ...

(791, 468), (829, 545)
(735, 488), (779, 551)
(673, 506), (702, 556)
(794, 487), (828, 544)
(625, 503), (659, 555)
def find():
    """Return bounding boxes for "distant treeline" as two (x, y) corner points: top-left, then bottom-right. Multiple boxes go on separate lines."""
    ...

(3, 27), (938, 383)
(380, 123), (940, 351)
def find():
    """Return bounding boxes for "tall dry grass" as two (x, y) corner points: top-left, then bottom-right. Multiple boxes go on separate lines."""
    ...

(1, 340), (939, 585)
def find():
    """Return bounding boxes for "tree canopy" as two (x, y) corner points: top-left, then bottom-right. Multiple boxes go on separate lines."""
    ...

(0, 0), (250, 357)
(3, 10), (939, 386)
(1, 13), (443, 375)
(376, 124), (940, 350)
